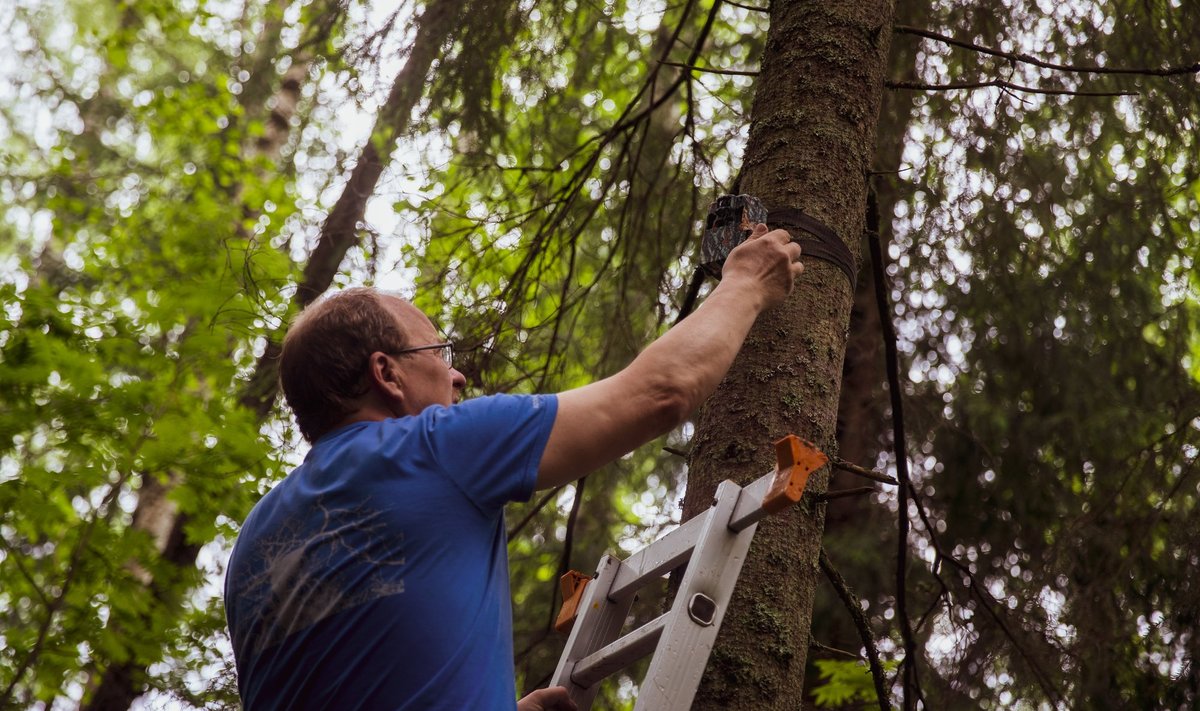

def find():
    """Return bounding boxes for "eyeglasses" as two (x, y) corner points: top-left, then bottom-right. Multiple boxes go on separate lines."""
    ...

(392, 341), (454, 368)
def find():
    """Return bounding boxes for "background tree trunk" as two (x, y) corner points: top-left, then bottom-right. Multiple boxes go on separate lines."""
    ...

(683, 1), (895, 707)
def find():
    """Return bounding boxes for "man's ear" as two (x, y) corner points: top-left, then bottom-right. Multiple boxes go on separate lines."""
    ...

(366, 351), (406, 402)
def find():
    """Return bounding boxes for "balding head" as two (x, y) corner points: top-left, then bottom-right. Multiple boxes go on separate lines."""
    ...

(279, 288), (411, 442)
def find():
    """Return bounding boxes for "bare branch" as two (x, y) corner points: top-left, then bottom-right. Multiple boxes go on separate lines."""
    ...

(819, 548), (890, 711)
(663, 445), (690, 459)
(894, 24), (1200, 77)
(720, 0), (768, 12)
(508, 486), (566, 543)
(886, 79), (1135, 97)
(810, 640), (861, 659)
(833, 458), (899, 485)
(816, 486), (877, 503)
(659, 60), (758, 77)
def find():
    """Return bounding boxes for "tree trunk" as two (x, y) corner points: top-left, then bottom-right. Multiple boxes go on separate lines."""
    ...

(682, 1), (895, 707)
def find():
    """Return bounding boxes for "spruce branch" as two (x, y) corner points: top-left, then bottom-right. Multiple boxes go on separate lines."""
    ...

(865, 190), (1067, 708)
(894, 24), (1200, 77)
(663, 63), (1143, 98)
(866, 195), (923, 711)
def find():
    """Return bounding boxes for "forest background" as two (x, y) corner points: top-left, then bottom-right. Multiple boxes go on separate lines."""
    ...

(1, 0), (1198, 709)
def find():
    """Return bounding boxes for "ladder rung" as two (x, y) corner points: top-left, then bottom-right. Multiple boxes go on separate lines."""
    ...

(571, 612), (669, 688)
(608, 512), (709, 601)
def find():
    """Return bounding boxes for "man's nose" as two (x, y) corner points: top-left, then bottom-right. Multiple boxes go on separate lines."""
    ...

(450, 367), (467, 390)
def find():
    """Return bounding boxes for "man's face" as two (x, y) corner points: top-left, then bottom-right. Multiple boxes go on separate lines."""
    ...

(384, 296), (466, 415)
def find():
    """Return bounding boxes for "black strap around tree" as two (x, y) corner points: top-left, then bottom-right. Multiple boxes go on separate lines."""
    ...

(767, 208), (858, 291)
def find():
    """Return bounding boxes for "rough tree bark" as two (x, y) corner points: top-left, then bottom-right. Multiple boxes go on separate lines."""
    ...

(682, 1), (895, 707)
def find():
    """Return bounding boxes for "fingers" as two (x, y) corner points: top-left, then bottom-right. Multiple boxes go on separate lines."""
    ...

(517, 687), (578, 711)
(763, 227), (803, 263)
(749, 224), (789, 241)
(722, 225), (805, 308)
(789, 241), (805, 277)
(775, 233), (804, 283)
(737, 226), (803, 267)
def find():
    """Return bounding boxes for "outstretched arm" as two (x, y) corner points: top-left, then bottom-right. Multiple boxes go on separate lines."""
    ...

(536, 225), (803, 489)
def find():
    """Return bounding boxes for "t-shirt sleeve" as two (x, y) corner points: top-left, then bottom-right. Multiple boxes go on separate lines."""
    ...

(415, 393), (558, 512)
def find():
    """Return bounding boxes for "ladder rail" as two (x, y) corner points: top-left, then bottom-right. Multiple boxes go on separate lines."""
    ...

(548, 435), (828, 711)
(549, 555), (637, 709)
(632, 479), (758, 711)
(728, 469), (775, 532)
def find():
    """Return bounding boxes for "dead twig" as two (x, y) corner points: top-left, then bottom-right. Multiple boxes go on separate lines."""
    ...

(886, 79), (1134, 97)
(820, 548), (891, 711)
(894, 25), (1200, 77)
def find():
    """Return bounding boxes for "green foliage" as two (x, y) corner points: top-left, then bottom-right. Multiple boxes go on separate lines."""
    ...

(811, 659), (896, 707)
(0, 0), (329, 704)
(2, 0), (1198, 708)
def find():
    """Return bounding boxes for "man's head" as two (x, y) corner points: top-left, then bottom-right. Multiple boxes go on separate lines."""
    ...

(279, 288), (466, 442)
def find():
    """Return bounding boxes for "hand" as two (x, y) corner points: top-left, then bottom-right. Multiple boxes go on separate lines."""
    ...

(517, 686), (578, 711)
(719, 223), (804, 310)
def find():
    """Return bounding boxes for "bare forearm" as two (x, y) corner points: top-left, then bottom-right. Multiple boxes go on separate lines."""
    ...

(625, 279), (765, 413)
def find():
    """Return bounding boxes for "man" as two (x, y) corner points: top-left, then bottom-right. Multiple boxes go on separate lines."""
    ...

(224, 224), (803, 709)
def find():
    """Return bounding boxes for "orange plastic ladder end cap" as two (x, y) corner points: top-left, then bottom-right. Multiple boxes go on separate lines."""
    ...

(554, 570), (593, 634)
(763, 434), (829, 514)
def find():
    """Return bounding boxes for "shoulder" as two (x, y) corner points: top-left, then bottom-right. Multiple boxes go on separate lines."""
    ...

(447, 393), (558, 420)
(411, 394), (558, 436)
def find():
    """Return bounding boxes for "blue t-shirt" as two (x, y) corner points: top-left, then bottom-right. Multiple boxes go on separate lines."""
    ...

(225, 393), (558, 710)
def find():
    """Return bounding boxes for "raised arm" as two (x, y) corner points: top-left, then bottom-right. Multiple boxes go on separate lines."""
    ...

(536, 225), (803, 489)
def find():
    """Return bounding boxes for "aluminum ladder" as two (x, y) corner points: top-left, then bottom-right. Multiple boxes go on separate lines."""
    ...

(549, 435), (828, 710)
